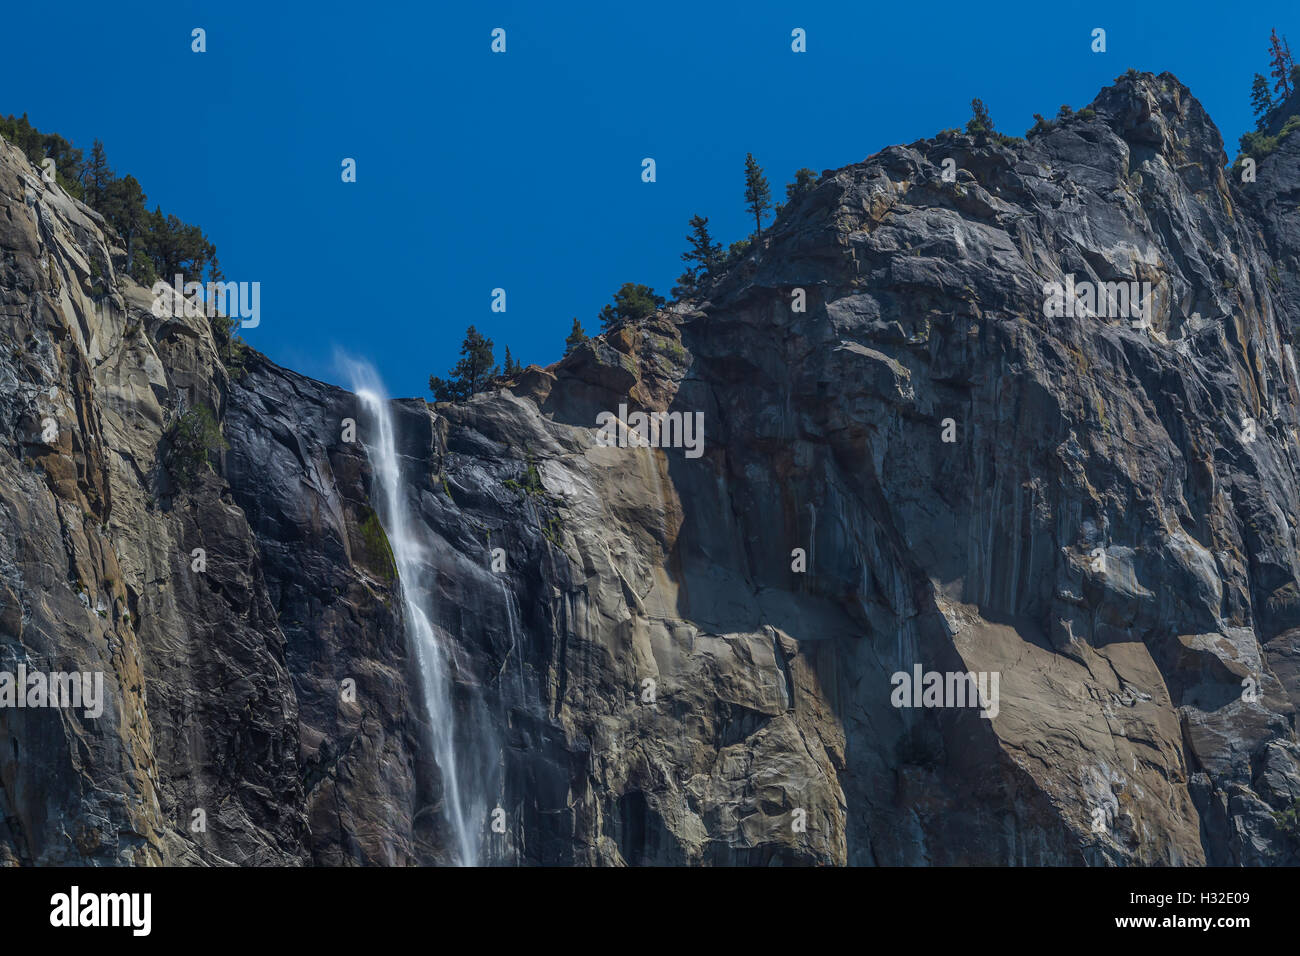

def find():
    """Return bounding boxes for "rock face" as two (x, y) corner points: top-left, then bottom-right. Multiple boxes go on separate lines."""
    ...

(3, 70), (1300, 866)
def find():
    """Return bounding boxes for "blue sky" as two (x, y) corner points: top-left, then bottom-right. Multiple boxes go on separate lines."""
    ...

(1, 1), (1294, 398)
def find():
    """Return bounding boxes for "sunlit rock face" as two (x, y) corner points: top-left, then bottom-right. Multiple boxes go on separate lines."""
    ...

(3, 69), (1300, 866)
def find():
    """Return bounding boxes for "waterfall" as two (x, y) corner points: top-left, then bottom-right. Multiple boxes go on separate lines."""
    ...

(346, 363), (485, 866)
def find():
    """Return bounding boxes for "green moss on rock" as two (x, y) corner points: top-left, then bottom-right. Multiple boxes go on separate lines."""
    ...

(358, 507), (396, 582)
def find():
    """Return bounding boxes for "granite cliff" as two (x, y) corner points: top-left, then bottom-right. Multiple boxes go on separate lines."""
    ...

(2, 70), (1300, 865)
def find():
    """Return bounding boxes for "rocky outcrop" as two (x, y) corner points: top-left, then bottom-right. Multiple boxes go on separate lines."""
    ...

(4, 69), (1300, 866)
(1243, 84), (1300, 338)
(0, 136), (416, 865)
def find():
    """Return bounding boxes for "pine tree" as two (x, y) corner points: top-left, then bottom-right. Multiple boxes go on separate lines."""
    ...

(0, 114), (44, 161)
(40, 132), (83, 198)
(564, 318), (588, 355)
(101, 175), (151, 282)
(672, 268), (697, 300)
(723, 238), (751, 270)
(686, 214), (723, 275)
(967, 99), (995, 140)
(1269, 28), (1295, 100)
(743, 153), (772, 238)
(207, 255), (235, 333)
(83, 140), (114, 207)
(502, 346), (523, 377)
(146, 209), (214, 283)
(429, 326), (497, 402)
(785, 168), (818, 202)
(1251, 73), (1274, 128)
(674, 214), (723, 297)
(599, 283), (664, 331)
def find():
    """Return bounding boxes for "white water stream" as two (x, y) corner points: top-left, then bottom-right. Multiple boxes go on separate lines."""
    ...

(349, 365), (484, 865)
